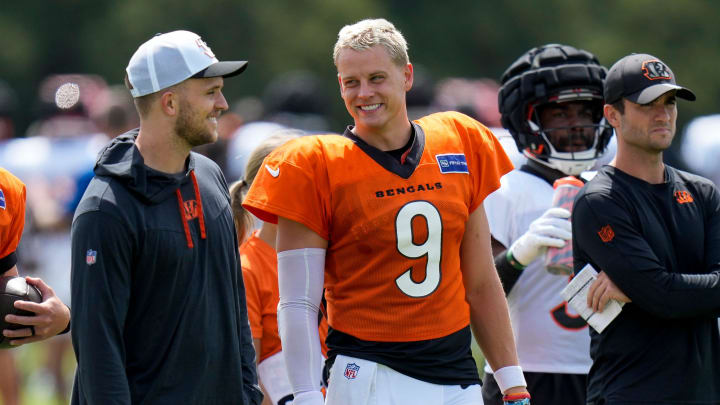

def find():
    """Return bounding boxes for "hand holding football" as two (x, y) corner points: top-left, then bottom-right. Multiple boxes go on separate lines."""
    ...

(0, 276), (43, 349)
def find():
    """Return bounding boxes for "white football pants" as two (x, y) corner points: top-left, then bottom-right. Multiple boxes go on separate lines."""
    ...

(325, 354), (484, 405)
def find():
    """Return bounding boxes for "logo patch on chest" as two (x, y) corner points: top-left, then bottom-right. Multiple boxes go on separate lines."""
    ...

(435, 153), (468, 174)
(674, 190), (694, 204)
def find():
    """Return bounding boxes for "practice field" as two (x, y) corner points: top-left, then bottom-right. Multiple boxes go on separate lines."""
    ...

(0, 336), (486, 405)
(471, 336), (487, 378)
(1, 341), (75, 405)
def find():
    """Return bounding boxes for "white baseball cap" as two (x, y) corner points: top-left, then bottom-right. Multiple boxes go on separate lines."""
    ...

(126, 30), (248, 98)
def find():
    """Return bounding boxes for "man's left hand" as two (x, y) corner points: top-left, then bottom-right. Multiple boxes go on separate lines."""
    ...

(3, 277), (70, 346)
(587, 271), (631, 312)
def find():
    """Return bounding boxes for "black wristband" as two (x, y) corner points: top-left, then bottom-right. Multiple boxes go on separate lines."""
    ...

(495, 250), (525, 295)
(59, 305), (71, 335)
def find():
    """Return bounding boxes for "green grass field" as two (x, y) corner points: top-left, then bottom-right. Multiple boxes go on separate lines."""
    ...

(1, 339), (75, 405)
(471, 336), (487, 378)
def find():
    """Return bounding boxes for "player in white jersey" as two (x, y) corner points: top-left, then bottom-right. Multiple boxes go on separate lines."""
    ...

(482, 44), (614, 404)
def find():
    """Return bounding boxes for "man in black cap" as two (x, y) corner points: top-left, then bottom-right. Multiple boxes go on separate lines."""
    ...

(572, 53), (720, 404)
(70, 31), (262, 404)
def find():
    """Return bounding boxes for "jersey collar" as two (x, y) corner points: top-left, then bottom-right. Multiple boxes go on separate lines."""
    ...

(343, 122), (426, 179)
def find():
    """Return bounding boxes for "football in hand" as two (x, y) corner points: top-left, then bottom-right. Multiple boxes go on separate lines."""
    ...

(0, 276), (42, 349)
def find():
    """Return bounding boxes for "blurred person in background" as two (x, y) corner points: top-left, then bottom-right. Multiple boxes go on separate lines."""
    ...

(404, 65), (437, 120)
(0, 80), (19, 140)
(0, 166), (73, 405)
(679, 114), (719, 364)
(89, 84), (139, 139)
(11, 134), (104, 404)
(25, 74), (107, 138)
(217, 96), (266, 178)
(262, 70), (331, 133)
(230, 131), (328, 405)
(431, 76), (526, 168)
(0, 80), (24, 405)
(432, 77), (502, 128)
(680, 114), (720, 187)
(1, 75), (98, 404)
(225, 121), (287, 187)
(482, 44), (614, 404)
(2, 73), (112, 404)
(681, 116), (720, 333)
(224, 72), (334, 183)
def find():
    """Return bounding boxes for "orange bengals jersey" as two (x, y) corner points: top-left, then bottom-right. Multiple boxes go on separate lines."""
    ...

(243, 111), (513, 342)
(0, 167), (26, 271)
(240, 230), (328, 362)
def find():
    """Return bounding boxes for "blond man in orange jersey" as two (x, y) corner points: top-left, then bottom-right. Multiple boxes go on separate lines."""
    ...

(244, 18), (530, 405)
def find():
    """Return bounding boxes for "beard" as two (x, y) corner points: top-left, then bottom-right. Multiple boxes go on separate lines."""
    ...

(174, 98), (218, 148)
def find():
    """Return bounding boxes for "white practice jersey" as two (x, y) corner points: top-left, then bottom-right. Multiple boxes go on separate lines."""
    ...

(484, 169), (591, 374)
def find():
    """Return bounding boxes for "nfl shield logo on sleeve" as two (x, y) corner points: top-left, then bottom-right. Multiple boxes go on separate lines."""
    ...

(0, 188), (5, 210)
(86, 249), (97, 265)
(344, 363), (360, 380)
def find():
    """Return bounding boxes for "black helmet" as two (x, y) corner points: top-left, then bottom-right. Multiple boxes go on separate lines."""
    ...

(498, 44), (613, 175)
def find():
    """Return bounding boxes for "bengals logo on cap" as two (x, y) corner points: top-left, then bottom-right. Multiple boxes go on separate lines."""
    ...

(195, 38), (215, 59)
(642, 60), (672, 81)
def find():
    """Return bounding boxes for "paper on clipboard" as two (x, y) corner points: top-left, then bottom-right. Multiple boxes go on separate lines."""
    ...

(560, 264), (625, 333)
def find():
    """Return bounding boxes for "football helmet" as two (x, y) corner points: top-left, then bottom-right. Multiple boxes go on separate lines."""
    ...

(498, 44), (613, 175)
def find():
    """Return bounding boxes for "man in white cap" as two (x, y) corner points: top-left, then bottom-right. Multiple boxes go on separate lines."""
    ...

(573, 53), (720, 403)
(70, 31), (262, 404)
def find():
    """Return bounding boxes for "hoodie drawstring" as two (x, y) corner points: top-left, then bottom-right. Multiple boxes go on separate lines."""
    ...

(190, 170), (207, 239)
(176, 170), (207, 249)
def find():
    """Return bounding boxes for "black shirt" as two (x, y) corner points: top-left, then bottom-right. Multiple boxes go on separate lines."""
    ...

(326, 325), (480, 386)
(573, 165), (720, 404)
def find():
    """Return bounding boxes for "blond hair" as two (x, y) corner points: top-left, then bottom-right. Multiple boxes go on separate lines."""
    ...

(229, 130), (303, 244)
(333, 18), (409, 67)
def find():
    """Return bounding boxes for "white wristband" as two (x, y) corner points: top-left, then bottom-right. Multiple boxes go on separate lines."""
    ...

(493, 365), (527, 393)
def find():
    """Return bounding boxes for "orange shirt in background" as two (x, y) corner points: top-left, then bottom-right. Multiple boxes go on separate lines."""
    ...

(240, 230), (328, 363)
(0, 167), (26, 267)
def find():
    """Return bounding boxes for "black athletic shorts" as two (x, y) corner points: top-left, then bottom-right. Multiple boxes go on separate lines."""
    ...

(481, 371), (586, 405)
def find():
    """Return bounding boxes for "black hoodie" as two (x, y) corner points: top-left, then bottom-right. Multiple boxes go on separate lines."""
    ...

(70, 130), (262, 405)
